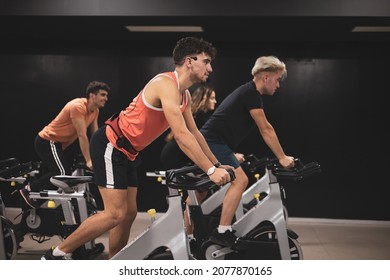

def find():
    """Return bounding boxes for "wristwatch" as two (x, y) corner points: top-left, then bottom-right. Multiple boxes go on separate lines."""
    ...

(207, 165), (216, 176)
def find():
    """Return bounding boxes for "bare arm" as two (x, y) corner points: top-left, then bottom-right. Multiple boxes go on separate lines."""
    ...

(182, 100), (219, 165)
(250, 108), (294, 168)
(89, 118), (99, 136)
(72, 118), (93, 170)
(161, 87), (214, 171)
(154, 79), (230, 184)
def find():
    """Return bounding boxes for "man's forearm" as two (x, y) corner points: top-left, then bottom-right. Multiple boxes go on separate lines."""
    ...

(193, 131), (219, 165)
(175, 132), (215, 172)
(78, 135), (91, 163)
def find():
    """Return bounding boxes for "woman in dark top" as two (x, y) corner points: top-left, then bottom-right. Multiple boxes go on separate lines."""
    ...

(161, 85), (218, 169)
(160, 84), (244, 238)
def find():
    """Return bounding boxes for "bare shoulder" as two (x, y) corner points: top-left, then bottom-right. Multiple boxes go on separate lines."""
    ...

(144, 75), (179, 107)
(147, 74), (176, 92)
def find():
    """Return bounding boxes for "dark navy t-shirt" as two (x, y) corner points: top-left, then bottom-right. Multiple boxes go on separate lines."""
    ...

(201, 81), (263, 150)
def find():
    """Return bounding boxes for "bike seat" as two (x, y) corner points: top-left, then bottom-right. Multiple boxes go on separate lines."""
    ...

(50, 175), (94, 193)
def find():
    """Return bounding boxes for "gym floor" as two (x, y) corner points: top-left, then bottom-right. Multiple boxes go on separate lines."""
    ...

(5, 209), (390, 260)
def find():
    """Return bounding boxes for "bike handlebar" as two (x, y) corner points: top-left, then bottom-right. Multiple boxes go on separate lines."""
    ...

(238, 155), (321, 181)
(241, 154), (269, 173)
(165, 165), (236, 190)
(268, 158), (321, 181)
(0, 158), (40, 180)
(160, 155), (320, 189)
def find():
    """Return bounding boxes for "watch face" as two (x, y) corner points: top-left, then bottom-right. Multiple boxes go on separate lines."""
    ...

(207, 166), (216, 175)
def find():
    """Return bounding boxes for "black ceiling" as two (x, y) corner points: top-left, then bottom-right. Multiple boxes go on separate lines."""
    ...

(1, 0), (390, 56)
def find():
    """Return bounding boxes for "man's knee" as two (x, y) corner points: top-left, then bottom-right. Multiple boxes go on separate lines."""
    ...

(233, 169), (249, 190)
(107, 209), (129, 226)
(125, 207), (137, 223)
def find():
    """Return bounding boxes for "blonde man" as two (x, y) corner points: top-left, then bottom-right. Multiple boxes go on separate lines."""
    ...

(201, 56), (295, 246)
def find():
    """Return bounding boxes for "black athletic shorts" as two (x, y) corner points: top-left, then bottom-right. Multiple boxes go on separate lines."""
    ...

(90, 125), (138, 189)
(205, 139), (241, 169)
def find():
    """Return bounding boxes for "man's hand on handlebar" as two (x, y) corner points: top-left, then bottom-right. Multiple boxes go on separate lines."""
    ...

(278, 156), (295, 169)
(220, 163), (235, 171)
(209, 167), (234, 186)
(86, 160), (93, 170)
(234, 153), (245, 164)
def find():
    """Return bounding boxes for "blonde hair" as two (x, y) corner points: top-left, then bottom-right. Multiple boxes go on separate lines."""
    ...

(251, 56), (287, 79)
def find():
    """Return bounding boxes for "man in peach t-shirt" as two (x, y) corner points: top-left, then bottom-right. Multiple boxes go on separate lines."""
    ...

(19, 81), (110, 208)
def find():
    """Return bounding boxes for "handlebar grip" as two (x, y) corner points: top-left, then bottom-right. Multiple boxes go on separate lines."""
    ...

(241, 155), (269, 172)
(166, 164), (203, 178)
(271, 161), (321, 181)
(267, 157), (302, 168)
(165, 166), (236, 190)
(0, 158), (20, 169)
(242, 154), (258, 163)
(0, 161), (39, 179)
(227, 168), (236, 181)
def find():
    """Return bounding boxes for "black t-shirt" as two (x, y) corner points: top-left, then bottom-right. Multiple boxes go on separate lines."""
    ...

(201, 81), (263, 150)
(194, 111), (212, 129)
(160, 111), (212, 169)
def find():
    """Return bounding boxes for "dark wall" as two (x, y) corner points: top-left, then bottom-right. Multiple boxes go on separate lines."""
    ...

(1, 42), (389, 220)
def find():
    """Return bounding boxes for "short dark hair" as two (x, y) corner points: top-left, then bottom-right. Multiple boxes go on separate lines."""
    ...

(86, 81), (110, 98)
(173, 37), (217, 66)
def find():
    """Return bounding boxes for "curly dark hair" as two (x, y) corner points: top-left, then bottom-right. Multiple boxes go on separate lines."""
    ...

(173, 37), (217, 66)
(86, 81), (111, 98)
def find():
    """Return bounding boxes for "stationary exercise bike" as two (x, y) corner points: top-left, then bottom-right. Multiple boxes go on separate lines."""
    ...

(145, 158), (320, 260)
(110, 167), (236, 260)
(237, 154), (289, 221)
(169, 155), (288, 225)
(180, 154), (288, 247)
(194, 158), (321, 260)
(0, 158), (28, 260)
(0, 157), (104, 260)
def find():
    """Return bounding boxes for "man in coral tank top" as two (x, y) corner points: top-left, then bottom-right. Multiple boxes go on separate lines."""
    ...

(42, 37), (232, 260)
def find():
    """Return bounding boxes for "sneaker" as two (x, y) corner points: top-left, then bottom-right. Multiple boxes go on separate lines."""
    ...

(210, 229), (238, 247)
(19, 188), (40, 209)
(41, 247), (73, 260)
